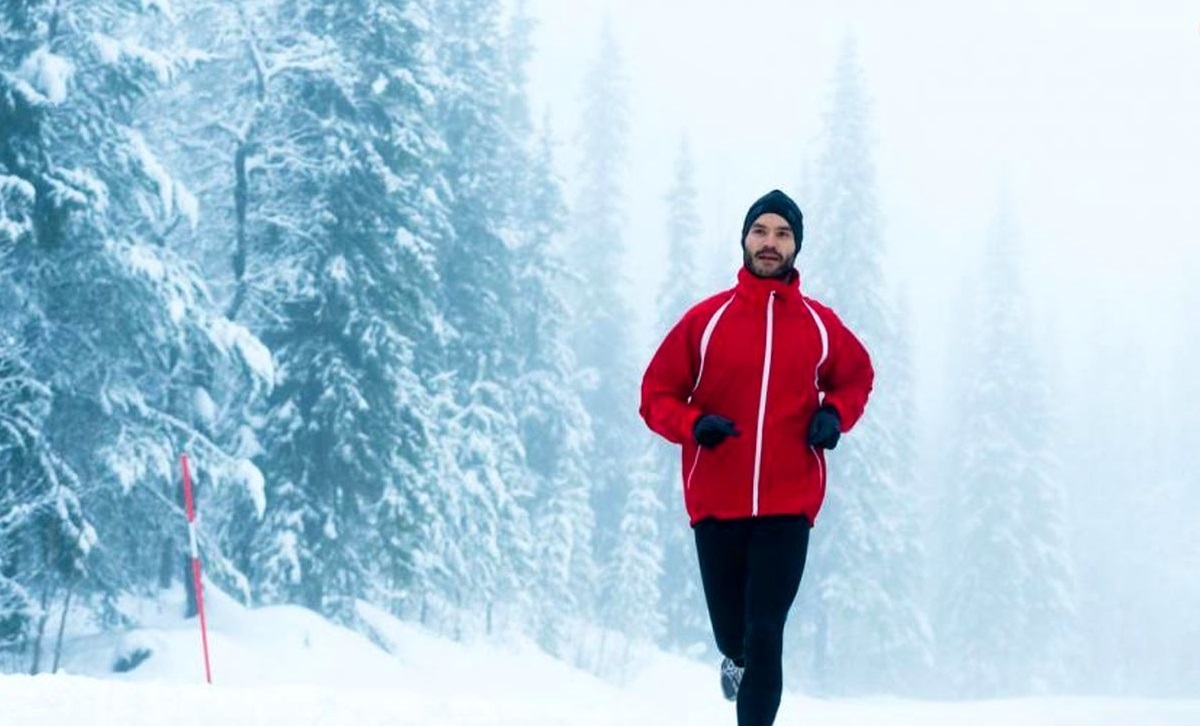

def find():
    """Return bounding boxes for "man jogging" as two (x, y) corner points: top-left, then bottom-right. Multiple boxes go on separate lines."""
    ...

(639, 189), (874, 726)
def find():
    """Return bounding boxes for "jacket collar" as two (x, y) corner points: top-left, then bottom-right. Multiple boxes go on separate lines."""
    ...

(735, 266), (803, 302)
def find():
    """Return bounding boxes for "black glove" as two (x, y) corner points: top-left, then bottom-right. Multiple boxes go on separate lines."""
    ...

(807, 405), (841, 450)
(693, 414), (740, 449)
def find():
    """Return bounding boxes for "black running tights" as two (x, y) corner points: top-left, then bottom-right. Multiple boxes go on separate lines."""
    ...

(694, 515), (811, 726)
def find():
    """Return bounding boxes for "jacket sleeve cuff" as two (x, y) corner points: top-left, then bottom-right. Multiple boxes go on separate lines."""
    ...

(680, 406), (704, 443)
(821, 398), (847, 432)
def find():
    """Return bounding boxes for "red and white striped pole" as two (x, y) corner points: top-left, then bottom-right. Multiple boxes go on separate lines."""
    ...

(181, 453), (213, 684)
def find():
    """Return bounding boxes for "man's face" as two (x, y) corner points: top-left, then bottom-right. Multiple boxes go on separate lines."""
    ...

(742, 213), (797, 279)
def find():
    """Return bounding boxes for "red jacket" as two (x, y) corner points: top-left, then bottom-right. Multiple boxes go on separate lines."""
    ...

(640, 268), (874, 526)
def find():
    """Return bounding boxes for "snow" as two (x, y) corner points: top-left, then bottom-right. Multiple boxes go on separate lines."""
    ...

(122, 239), (168, 280)
(102, 430), (172, 495)
(90, 34), (175, 83)
(127, 129), (176, 218)
(2, 585), (1196, 726)
(48, 168), (108, 213)
(0, 174), (36, 241)
(237, 458), (266, 519)
(328, 254), (349, 285)
(175, 181), (200, 229)
(0, 174), (36, 203)
(14, 48), (73, 105)
(273, 531), (302, 584)
(209, 317), (276, 389)
(193, 386), (217, 426)
(53, 487), (98, 556)
(92, 33), (123, 65)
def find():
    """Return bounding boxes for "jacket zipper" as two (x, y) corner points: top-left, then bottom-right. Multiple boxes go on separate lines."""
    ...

(752, 291), (776, 516)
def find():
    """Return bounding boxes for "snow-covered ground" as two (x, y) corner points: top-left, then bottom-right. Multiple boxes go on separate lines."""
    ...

(1, 586), (1197, 725)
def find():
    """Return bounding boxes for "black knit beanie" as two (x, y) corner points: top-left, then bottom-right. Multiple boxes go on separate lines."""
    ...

(740, 189), (804, 250)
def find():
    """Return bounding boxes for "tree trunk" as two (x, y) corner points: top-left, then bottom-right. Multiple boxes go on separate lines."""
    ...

(51, 580), (74, 673)
(226, 141), (249, 321)
(159, 534), (175, 589)
(453, 591), (462, 641)
(28, 579), (53, 675)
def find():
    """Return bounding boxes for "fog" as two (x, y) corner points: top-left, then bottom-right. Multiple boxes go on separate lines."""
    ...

(528, 0), (1199, 347)
(3, 0), (1194, 702)
(525, 0), (1200, 696)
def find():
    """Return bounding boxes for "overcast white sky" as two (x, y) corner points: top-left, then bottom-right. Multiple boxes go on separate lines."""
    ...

(522, 0), (1200, 384)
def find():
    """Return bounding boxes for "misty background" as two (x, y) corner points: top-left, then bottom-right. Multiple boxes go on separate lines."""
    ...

(2, 0), (1197, 700)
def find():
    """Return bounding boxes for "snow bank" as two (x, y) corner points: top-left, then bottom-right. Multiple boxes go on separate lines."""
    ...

(1, 585), (1197, 725)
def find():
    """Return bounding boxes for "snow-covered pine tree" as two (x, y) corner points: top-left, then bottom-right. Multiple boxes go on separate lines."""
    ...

(570, 20), (640, 630)
(0, 323), (92, 673)
(425, 374), (532, 637)
(421, 0), (542, 635)
(603, 446), (665, 670)
(220, 0), (450, 621)
(884, 290), (932, 691)
(651, 139), (710, 653)
(1058, 314), (1137, 692)
(1063, 274), (1197, 695)
(936, 195), (1076, 696)
(507, 105), (599, 651)
(430, 0), (522, 372)
(147, 0), (332, 321)
(434, 0), (523, 367)
(0, 241), (36, 663)
(791, 38), (930, 694)
(0, 0), (271, 631)
(656, 140), (702, 324)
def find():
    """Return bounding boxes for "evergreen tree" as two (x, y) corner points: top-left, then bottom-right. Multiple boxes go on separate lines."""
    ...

(1064, 284), (1196, 695)
(431, 0), (520, 372)
(603, 447), (665, 664)
(0, 0), (271, 634)
(936, 195), (1076, 696)
(420, 0), (544, 634)
(0, 327), (92, 672)
(125, 0), (321, 607)
(236, 0), (449, 621)
(570, 19), (639, 627)
(1054, 307), (1136, 692)
(511, 121), (598, 654)
(427, 375), (532, 635)
(657, 139), (702, 325)
(792, 38), (930, 694)
(651, 139), (710, 652)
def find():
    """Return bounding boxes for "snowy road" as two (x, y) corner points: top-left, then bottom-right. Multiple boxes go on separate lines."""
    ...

(3, 673), (1199, 726)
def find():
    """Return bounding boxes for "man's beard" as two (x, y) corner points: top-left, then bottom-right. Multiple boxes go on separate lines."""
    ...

(743, 248), (796, 280)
